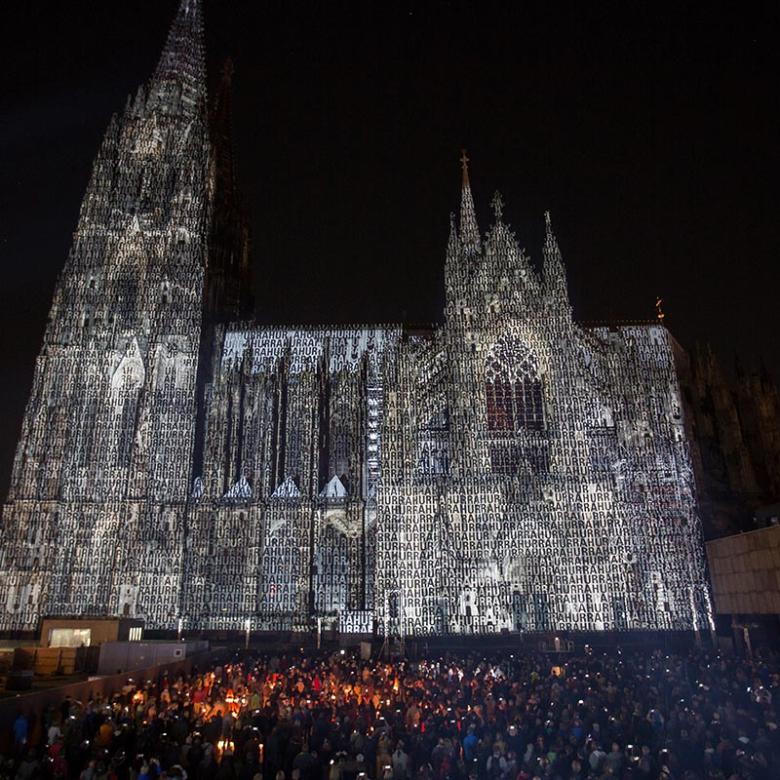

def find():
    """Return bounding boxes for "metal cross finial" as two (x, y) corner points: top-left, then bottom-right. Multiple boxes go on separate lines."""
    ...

(460, 149), (470, 173)
(491, 191), (505, 222)
(655, 296), (666, 322)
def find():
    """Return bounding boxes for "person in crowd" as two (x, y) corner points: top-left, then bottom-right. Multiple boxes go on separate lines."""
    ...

(1, 646), (780, 779)
(11, 714), (27, 756)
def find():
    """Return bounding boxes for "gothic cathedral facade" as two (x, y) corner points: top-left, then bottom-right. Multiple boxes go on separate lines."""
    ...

(0, 0), (713, 636)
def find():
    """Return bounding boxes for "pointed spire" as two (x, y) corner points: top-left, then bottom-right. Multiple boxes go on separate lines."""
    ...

(458, 150), (481, 254)
(543, 210), (559, 252)
(543, 210), (558, 257)
(490, 191), (505, 224)
(212, 58), (237, 197)
(148, 0), (207, 117)
(543, 210), (568, 300)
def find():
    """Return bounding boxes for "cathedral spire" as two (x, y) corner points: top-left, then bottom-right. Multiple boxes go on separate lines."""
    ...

(148, 0), (207, 117)
(459, 150), (481, 254)
(543, 210), (569, 303)
(212, 59), (237, 197)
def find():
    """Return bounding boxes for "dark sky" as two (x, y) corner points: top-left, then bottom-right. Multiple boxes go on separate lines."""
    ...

(1, 0), (779, 496)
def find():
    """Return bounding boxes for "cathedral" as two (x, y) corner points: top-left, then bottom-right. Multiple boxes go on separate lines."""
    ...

(0, 0), (714, 637)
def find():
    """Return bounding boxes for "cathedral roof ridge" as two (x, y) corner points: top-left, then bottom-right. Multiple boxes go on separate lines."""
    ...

(581, 318), (664, 329)
(223, 321), (407, 333)
(402, 324), (439, 339)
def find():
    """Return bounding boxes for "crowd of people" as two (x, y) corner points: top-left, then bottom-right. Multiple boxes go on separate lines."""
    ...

(1, 643), (779, 780)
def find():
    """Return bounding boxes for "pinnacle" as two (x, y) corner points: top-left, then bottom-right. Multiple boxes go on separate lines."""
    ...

(544, 210), (559, 251)
(491, 191), (505, 223)
(543, 210), (567, 298)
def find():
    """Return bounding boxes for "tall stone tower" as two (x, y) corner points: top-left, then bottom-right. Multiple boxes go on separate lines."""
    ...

(0, 0), (246, 631)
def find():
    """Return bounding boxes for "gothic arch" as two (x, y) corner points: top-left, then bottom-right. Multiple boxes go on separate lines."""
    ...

(485, 337), (544, 432)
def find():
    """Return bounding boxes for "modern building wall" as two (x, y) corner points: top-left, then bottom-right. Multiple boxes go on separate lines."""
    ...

(706, 525), (780, 615)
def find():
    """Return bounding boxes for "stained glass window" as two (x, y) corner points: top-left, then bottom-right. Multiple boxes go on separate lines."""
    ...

(485, 338), (544, 432)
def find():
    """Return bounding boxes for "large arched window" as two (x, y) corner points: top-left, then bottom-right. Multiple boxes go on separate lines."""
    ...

(485, 338), (544, 432)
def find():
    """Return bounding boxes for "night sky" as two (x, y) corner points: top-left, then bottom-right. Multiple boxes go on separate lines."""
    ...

(1, 1), (779, 497)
